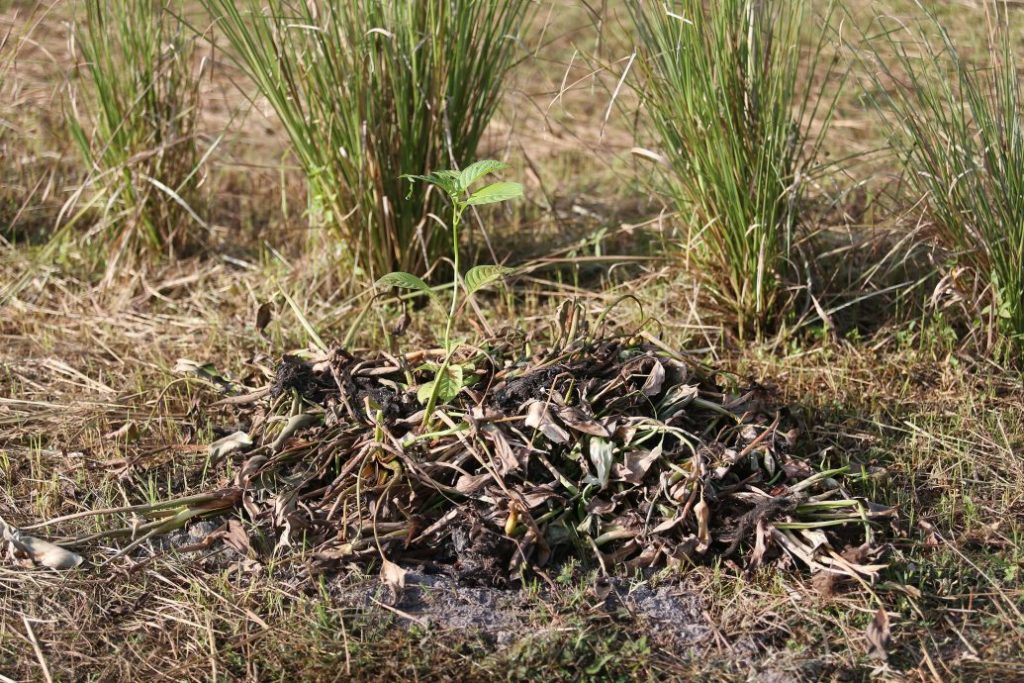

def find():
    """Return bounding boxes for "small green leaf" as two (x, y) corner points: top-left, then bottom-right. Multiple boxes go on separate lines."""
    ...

(464, 265), (513, 295)
(457, 160), (508, 192)
(416, 381), (435, 405)
(375, 272), (434, 298)
(416, 364), (463, 405)
(403, 170), (459, 195)
(466, 181), (523, 206)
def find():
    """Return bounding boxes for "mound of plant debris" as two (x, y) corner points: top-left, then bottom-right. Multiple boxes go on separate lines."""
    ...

(9, 315), (892, 583)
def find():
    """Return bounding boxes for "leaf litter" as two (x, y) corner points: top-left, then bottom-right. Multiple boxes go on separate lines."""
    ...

(19, 313), (894, 583)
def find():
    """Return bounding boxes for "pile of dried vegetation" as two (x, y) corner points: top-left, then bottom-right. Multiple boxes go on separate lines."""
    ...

(6, 305), (893, 586)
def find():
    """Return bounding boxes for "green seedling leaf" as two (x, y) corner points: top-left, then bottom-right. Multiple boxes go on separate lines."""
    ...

(466, 181), (523, 206)
(416, 364), (463, 405)
(457, 160), (508, 192)
(464, 265), (513, 295)
(403, 170), (460, 195)
(375, 272), (435, 298)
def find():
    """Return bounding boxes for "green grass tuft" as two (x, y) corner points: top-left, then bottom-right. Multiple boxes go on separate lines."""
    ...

(203, 0), (531, 283)
(862, 1), (1024, 356)
(65, 0), (204, 272)
(629, 0), (840, 340)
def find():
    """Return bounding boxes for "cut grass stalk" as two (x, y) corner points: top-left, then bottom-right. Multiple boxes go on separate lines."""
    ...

(65, 0), (204, 274)
(860, 2), (1024, 356)
(629, 0), (841, 339)
(203, 0), (531, 282)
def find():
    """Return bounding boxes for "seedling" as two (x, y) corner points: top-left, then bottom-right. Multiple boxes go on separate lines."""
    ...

(375, 160), (523, 423)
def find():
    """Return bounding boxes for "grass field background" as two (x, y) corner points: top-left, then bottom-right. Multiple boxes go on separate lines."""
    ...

(1, 1), (1022, 680)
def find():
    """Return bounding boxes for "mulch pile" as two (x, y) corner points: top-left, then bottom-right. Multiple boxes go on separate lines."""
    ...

(10, 319), (893, 583)
(168, 326), (892, 583)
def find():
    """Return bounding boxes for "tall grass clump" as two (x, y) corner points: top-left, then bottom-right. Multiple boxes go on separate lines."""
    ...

(863, 3), (1024, 354)
(203, 0), (530, 282)
(629, 0), (839, 339)
(66, 0), (203, 270)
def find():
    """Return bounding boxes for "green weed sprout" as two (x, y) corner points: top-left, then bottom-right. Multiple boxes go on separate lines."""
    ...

(375, 160), (522, 423)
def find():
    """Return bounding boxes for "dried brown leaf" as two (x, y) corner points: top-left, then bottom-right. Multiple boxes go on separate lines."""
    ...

(210, 431), (253, 460)
(555, 405), (611, 438)
(866, 607), (891, 661)
(524, 401), (570, 444)
(381, 558), (407, 605)
(5, 528), (84, 570)
(256, 301), (274, 336)
(641, 360), (666, 396)
(103, 421), (140, 442)
(613, 445), (662, 484)
(455, 472), (491, 495)
(695, 498), (711, 554)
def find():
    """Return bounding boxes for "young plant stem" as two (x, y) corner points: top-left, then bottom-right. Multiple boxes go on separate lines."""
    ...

(426, 200), (466, 428)
(443, 202), (466, 354)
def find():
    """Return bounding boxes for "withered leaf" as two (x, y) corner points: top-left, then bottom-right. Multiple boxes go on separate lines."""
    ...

(222, 520), (254, 558)
(748, 518), (769, 570)
(484, 426), (520, 475)
(799, 528), (830, 553)
(524, 401), (570, 444)
(269, 413), (319, 452)
(520, 485), (561, 508)
(210, 431), (253, 460)
(587, 498), (616, 515)
(256, 301), (274, 336)
(695, 498), (711, 554)
(103, 421), (140, 442)
(555, 405), (611, 437)
(4, 525), (83, 570)
(455, 472), (491, 495)
(641, 360), (666, 396)
(613, 444), (662, 484)
(381, 558), (407, 605)
(586, 438), (614, 490)
(866, 607), (891, 661)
